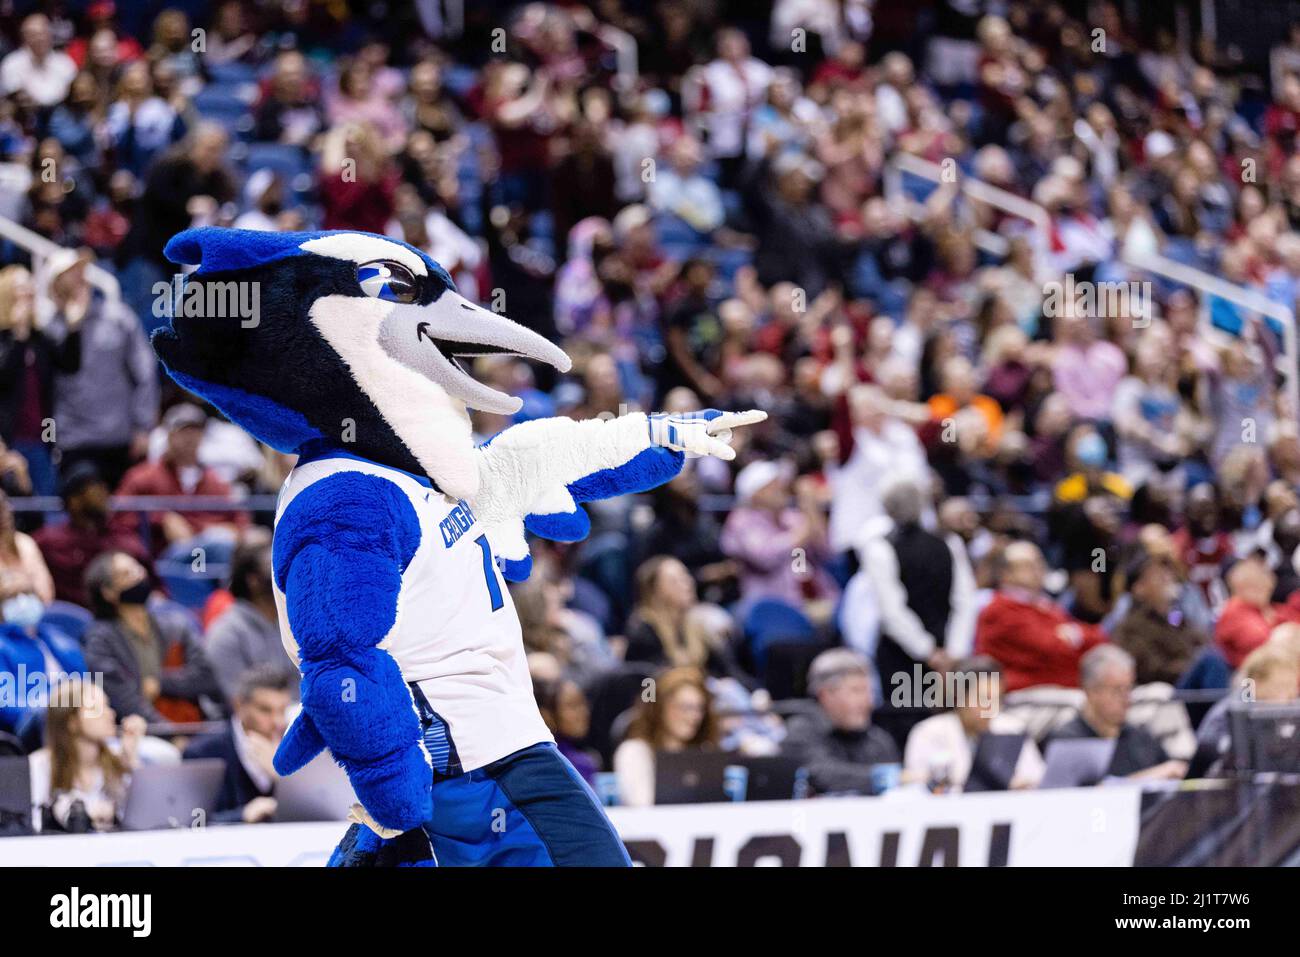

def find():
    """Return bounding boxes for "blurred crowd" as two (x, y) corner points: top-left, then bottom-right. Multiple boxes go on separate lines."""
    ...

(4, 0), (1300, 832)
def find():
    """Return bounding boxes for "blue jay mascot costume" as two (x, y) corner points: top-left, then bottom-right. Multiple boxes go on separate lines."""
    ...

(151, 228), (764, 866)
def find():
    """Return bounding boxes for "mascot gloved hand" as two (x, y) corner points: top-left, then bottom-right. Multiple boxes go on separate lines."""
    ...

(151, 228), (764, 866)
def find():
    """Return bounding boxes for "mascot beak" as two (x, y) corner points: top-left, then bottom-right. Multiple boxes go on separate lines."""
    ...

(378, 291), (572, 415)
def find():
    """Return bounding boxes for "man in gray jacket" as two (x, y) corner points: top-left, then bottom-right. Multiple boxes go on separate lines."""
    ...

(46, 247), (158, 488)
(780, 648), (900, 795)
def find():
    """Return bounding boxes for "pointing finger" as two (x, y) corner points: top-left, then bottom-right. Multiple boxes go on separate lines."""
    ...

(706, 410), (767, 434)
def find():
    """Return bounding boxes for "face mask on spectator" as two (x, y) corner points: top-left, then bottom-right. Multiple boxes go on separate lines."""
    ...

(1076, 433), (1108, 468)
(118, 579), (152, 606)
(1, 592), (44, 630)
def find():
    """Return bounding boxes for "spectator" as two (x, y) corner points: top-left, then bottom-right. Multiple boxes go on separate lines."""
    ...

(0, 264), (84, 496)
(318, 121), (398, 234)
(1050, 313), (1127, 423)
(0, 14), (77, 108)
(115, 403), (250, 557)
(861, 478), (977, 712)
(647, 134), (725, 235)
(326, 59), (407, 152)
(926, 355), (1004, 460)
(613, 666), (718, 806)
(33, 462), (153, 607)
(0, 490), (53, 602)
(0, 569), (86, 749)
(117, 123), (235, 326)
(903, 656), (1045, 791)
(1216, 556), (1290, 669)
(744, 150), (840, 295)
(692, 29), (772, 186)
(780, 649), (899, 795)
(183, 664), (292, 824)
(103, 60), (181, 176)
(624, 555), (735, 674)
(658, 257), (725, 400)
(974, 541), (1107, 691)
(534, 675), (600, 787)
(205, 541), (295, 705)
(82, 550), (220, 722)
(203, 1), (259, 67)
(48, 72), (105, 169)
(47, 247), (158, 488)
(1044, 645), (1188, 781)
(1193, 637), (1300, 775)
(1172, 482), (1235, 607)
(254, 51), (325, 147)
(1110, 549), (1209, 685)
(28, 676), (145, 832)
(720, 460), (838, 614)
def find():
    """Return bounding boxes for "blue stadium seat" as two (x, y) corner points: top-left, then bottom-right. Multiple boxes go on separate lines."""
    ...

(208, 61), (261, 86)
(194, 82), (257, 139)
(39, 601), (93, 645)
(743, 598), (816, 675)
(240, 142), (316, 203)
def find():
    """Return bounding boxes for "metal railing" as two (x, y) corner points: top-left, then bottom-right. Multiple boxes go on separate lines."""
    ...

(0, 213), (121, 305)
(7, 495), (275, 514)
(882, 154), (1300, 416)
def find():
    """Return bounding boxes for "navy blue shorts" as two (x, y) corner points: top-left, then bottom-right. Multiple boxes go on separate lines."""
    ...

(424, 741), (630, 866)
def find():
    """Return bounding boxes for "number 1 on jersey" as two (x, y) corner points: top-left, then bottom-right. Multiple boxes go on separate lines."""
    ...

(474, 534), (505, 612)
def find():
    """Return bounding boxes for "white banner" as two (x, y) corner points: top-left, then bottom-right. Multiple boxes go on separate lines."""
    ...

(614, 786), (1142, 866)
(0, 786), (1141, 867)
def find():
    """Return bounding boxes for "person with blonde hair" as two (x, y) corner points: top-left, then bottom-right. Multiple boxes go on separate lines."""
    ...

(27, 676), (146, 832)
(0, 264), (83, 495)
(625, 555), (736, 674)
(1193, 639), (1300, 776)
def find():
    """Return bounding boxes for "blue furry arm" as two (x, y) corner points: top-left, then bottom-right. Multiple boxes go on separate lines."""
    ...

(271, 472), (431, 832)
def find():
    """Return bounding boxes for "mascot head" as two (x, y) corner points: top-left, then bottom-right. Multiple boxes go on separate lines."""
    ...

(152, 228), (570, 500)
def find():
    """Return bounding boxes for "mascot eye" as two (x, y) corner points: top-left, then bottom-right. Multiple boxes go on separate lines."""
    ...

(357, 260), (420, 303)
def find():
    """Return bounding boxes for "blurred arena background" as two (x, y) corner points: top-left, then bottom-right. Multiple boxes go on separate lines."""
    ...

(1, 0), (1300, 866)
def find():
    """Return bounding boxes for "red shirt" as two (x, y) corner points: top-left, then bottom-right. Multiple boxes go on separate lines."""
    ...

(1214, 597), (1296, 669)
(114, 459), (250, 556)
(33, 519), (155, 607)
(1171, 528), (1233, 604)
(975, 590), (1108, 692)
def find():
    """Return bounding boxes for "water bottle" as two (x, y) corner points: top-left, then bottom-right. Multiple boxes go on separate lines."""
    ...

(594, 772), (621, 807)
(722, 764), (749, 802)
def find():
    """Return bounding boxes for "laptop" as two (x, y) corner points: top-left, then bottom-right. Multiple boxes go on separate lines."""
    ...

(0, 756), (32, 825)
(653, 751), (732, 804)
(274, 753), (356, 822)
(1228, 702), (1300, 774)
(732, 755), (803, 801)
(1039, 738), (1116, 789)
(963, 733), (1026, 793)
(120, 759), (226, 830)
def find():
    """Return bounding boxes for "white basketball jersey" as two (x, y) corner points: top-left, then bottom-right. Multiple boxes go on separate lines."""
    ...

(272, 455), (552, 772)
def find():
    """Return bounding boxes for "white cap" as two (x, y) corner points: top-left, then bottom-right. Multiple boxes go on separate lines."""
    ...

(734, 459), (792, 505)
(45, 246), (89, 282)
(1144, 130), (1176, 160)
